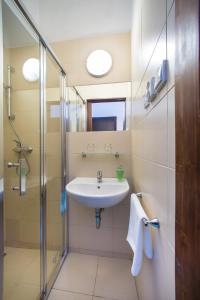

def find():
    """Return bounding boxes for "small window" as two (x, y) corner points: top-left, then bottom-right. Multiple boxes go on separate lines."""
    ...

(87, 98), (126, 131)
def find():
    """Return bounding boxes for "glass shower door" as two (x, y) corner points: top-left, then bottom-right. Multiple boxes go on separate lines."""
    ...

(45, 51), (65, 287)
(1, 1), (68, 299)
(2, 1), (41, 299)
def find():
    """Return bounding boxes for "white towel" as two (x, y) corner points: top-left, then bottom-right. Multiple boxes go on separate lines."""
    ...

(127, 194), (153, 276)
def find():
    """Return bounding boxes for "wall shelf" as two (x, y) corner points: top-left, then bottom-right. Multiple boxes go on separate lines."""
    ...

(73, 152), (121, 159)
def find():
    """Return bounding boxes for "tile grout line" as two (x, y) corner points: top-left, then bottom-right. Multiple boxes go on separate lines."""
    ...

(52, 287), (93, 297)
(52, 287), (117, 300)
(92, 257), (119, 300)
(92, 256), (100, 298)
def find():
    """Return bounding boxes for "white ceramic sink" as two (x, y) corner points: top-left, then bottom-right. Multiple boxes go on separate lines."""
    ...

(66, 177), (129, 208)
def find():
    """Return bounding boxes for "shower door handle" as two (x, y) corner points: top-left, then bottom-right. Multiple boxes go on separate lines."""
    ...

(18, 158), (26, 196)
(7, 159), (27, 196)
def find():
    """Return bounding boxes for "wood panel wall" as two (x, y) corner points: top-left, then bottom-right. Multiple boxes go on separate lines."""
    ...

(175, 0), (200, 298)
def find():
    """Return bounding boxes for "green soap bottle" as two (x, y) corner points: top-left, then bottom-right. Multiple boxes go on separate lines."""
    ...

(116, 166), (124, 181)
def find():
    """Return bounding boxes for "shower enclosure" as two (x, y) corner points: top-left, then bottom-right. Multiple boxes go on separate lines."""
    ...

(0, 0), (68, 299)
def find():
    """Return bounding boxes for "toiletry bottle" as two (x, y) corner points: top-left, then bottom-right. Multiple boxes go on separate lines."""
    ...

(116, 166), (124, 181)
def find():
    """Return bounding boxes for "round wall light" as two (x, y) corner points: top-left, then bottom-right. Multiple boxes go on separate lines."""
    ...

(86, 50), (112, 77)
(22, 58), (39, 82)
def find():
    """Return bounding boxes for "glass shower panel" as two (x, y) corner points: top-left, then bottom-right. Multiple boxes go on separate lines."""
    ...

(2, 1), (41, 299)
(45, 51), (63, 284)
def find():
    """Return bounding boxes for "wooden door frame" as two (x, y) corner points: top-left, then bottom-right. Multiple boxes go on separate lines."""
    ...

(175, 0), (200, 298)
(86, 98), (126, 131)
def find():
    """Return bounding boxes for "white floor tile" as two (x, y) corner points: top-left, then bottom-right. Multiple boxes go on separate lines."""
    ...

(4, 250), (138, 300)
(94, 257), (138, 300)
(49, 289), (92, 300)
(54, 253), (98, 295)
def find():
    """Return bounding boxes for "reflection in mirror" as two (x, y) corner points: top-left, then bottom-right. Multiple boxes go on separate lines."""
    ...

(68, 82), (131, 132)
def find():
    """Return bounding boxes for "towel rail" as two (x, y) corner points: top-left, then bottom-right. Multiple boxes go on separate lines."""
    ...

(136, 192), (160, 229)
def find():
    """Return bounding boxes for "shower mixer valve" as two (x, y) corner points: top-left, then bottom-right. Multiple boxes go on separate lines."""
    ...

(13, 139), (33, 154)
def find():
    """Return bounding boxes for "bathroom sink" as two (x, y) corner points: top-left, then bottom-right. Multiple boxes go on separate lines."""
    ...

(66, 177), (129, 208)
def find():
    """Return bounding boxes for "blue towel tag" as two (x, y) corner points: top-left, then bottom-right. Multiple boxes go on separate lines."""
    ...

(60, 190), (67, 214)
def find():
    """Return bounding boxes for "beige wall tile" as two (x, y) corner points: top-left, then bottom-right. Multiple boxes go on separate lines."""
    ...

(69, 199), (84, 226)
(133, 96), (168, 165)
(19, 221), (40, 245)
(46, 178), (61, 202)
(5, 219), (20, 244)
(10, 109), (40, 135)
(69, 225), (80, 250)
(131, 0), (143, 93)
(46, 222), (62, 249)
(136, 240), (174, 300)
(21, 197), (40, 222)
(79, 226), (112, 253)
(51, 33), (131, 86)
(131, 1), (175, 299)
(167, 4), (175, 91)
(134, 25), (167, 109)
(132, 27), (167, 130)
(112, 229), (131, 256)
(165, 246), (175, 299)
(47, 200), (63, 224)
(4, 193), (24, 221)
(132, 156), (169, 239)
(113, 202), (130, 229)
(167, 169), (175, 250)
(141, 0), (166, 69)
(12, 90), (40, 112)
(131, 0), (167, 95)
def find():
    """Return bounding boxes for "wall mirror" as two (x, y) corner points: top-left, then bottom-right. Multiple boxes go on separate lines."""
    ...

(68, 81), (131, 132)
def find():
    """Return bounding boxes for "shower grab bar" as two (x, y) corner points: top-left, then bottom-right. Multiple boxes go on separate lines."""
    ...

(6, 65), (15, 120)
(136, 192), (160, 229)
(7, 159), (26, 196)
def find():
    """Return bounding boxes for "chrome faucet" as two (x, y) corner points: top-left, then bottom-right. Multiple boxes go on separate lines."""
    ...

(97, 170), (103, 183)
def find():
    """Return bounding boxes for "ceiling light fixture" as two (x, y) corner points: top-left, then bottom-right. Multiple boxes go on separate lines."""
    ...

(22, 58), (39, 82)
(86, 50), (112, 77)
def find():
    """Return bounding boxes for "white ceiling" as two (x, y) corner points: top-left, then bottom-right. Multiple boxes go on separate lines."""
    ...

(20, 0), (132, 42)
